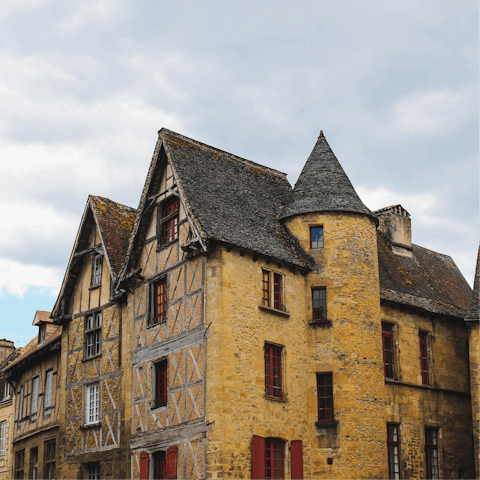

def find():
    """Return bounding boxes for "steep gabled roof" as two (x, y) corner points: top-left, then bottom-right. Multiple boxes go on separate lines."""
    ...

(378, 232), (472, 317)
(121, 129), (315, 275)
(469, 244), (479, 319)
(52, 196), (136, 319)
(280, 131), (376, 223)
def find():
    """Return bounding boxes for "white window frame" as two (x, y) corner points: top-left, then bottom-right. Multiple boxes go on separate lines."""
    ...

(44, 370), (53, 409)
(31, 377), (39, 414)
(86, 384), (100, 425)
(92, 254), (103, 286)
(0, 421), (6, 455)
(85, 312), (102, 358)
(4, 382), (11, 399)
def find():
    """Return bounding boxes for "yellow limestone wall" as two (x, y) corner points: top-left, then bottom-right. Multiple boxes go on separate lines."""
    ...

(0, 398), (14, 480)
(469, 323), (479, 478)
(205, 211), (388, 479)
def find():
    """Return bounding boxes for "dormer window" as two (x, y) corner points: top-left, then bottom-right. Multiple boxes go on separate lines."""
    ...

(161, 197), (179, 244)
(92, 254), (103, 286)
(38, 324), (46, 344)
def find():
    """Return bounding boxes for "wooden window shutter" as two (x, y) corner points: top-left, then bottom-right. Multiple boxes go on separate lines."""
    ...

(291, 440), (303, 479)
(139, 452), (149, 479)
(251, 435), (265, 479)
(166, 445), (178, 479)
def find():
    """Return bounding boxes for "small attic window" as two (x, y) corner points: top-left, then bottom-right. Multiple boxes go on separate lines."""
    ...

(310, 226), (324, 248)
(160, 196), (179, 244)
(38, 324), (46, 344)
(92, 254), (103, 286)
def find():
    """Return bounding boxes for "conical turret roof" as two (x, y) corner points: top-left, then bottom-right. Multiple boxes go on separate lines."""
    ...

(280, 131), (376, 222)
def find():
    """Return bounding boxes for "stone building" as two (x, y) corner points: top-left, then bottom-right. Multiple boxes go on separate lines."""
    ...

(5, 128), (476, 479)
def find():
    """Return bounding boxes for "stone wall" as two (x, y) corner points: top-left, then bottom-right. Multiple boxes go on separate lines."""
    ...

(469, 322), (479, 478)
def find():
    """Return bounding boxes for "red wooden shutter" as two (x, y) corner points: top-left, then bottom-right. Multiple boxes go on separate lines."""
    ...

(252, 435), (265, 479)
(140, 451), (149, 480)
(291, 440), (303, 479)
(166, 445), (178, 479)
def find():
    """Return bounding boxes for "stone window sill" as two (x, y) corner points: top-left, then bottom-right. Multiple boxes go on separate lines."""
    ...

(259, 305), (290, 318)
(81, 422), (101, 430)
(147, 320), (166, 330)
(315, 420), (338, 429)
(89, 283), (101, 291)
(82, 353), (102, 363)
(309, 320), (332, 327)
(265, 395), (287, 403)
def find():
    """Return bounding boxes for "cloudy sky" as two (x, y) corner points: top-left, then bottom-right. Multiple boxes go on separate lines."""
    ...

(0, 0), (478, 346)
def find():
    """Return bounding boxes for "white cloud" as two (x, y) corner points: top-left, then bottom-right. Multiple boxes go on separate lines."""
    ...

(0, 258), (62, 297)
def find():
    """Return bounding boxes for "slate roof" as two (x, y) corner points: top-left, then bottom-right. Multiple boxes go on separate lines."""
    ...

(280, 131), (377, 223)
(469, 244), (479, 319)
(90, 196), (137, 278)
(377, 232), (472, 317)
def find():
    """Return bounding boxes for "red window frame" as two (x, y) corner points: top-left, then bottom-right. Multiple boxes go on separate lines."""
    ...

(382, 324), (395, 379)
(316, 373), (334, 422)
(262, 270), (270, 307)
(310, 226), (324, 249)
(265, 344), (282, 399)
(420, 332), (429, 385)
(154, 280), (167, 324)
(153, 451), (166, 479)
(425, 428), (439, 479)
(155, 360), (168, 407)
(312, 288), (327, 321)
(265, 438), (284, 480)
(162, 197), (179, 244)
(387, 424), (400, 479)
(273, 274), (282, 311)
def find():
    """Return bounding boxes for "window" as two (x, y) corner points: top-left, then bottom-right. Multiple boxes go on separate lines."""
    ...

(262, 270), (270, 307)
(15, 449), (25, 479)
(44, 440), (56, 480)
(265, 438), (285, 480)
(312, 288), (327, 321)
(31, 377), (39, 414)
(4, 381), (11, 399)
(316, 373), (334, 422)
(153, 451), (166, 479)
(92, 254), (103, 285)
(30, 447), (38, 480)
(387, 424), (400, 480)
(38, 324), (46, 344)
(154, 360), (168, 407)
(85, 312), (102, 358)
(87, 464), (100, 479)
(382, 324), (395, 379)
(265, 344), (283, 399)
(425, 428), (439, 479)
(419, 332), (429, 385)
(153, 280), (167, 325)
(45, 370), (54, 409)
(273, 274), (282, 311)
(0, 421), (6, 455)
(18, 385), (24, 419)
(86, 384), (100, 424)
(310, 226), (324, 248)
(161, 197), (179, 244)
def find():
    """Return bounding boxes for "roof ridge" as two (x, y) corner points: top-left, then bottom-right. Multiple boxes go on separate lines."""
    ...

(159, 128), (288, 179)
(89, 195), (136, 212)
(412, 243), (452, 260)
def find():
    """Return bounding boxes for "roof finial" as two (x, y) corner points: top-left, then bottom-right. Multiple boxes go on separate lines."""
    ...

(318, 130), (324, 139)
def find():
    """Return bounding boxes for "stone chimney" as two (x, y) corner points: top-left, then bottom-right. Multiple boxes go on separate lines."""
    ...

(374, 205), (413, 257)
(0, 339), (15, 364)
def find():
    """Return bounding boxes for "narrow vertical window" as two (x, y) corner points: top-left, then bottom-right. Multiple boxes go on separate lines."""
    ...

(382, 324), (395, 379)
(262, 270), (271, 307)
(86, 384), (100, 424)
(0, 421), (6, 455)
(93, 254), (103, 285)
(425, 428), (439, 479)
(30, 377), (39, 414)
(153, 451), (166, 479)
(310, 226), (324, 248)
(387, 424), (400, 479)
(15, 449), (25, 479)
(312, 288), (327, 321)
(87, 464), (100, 479)
(265, 344), (283, 399)
(162, 197), (180, 244)
(30, 448), (38, 480)
(18, 385), (24, 420)
(38, 324), (46, 344)
(273, 274), (282, 311)
(4, 381), (11, 399)
(420, 332), (429, 385)
(265, 438), (285, 480)
(316, 373), (334, 422)
(44, 440), (56, 480)
(154, 280), (167, 324)
(44, 370), (53, 409)
(155, 360), (168, 407)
